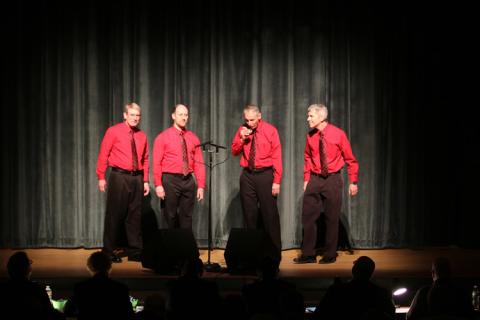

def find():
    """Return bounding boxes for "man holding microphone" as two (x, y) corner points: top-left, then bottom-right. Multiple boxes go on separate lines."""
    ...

(231, 104), (283, 261)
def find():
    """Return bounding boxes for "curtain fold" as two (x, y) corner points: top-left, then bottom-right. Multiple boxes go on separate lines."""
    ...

(1, 0), (478, 249)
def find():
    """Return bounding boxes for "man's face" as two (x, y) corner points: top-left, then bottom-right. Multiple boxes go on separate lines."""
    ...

(172, 105), (189, 129)
(244, 110), (261, 129)
(124, 108), (141, 127)
(307, 110), (324, 129)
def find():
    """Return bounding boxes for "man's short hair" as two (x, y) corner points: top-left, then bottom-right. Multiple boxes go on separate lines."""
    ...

(7, 251), (31, 279)
(432, 257), (452, 280)
(352, 256), (375, 280)
(244, 104), (260, 113)
(124, 102), (141, 113)
(87, 251), (112, 274)
(171, 104), (190, 114)
(307, 104), (328, 119)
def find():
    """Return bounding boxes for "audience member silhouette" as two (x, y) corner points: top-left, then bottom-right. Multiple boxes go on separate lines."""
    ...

(63, 251), (135, 320)
(242, 257), (305, 320)
(166, 257), (222, 320)
(313, 255), (395, 320)
(135, 293), (166, 320)
(406, 257), (475, 320)
(0, 251), (64, 320)
(221, 293), (248, 320)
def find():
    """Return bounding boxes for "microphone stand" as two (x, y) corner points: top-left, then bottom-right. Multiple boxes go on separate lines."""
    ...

(196, 141), (227, 273)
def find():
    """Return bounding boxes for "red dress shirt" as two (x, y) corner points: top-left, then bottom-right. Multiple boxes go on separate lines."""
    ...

(96, 122), (150, 182)
(152, 126), (206, 188)
(231, 120), (283, 184)
(304, 123), (358, 183)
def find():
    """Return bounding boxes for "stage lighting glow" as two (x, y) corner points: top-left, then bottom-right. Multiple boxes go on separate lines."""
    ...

(393, 287), (407, 296)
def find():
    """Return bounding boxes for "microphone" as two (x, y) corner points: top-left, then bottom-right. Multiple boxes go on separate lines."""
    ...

(209, 143), (227, 150)
(242, 124), (255, 136)
(195, 140), (212, 148)
(195, 141), (227, 150)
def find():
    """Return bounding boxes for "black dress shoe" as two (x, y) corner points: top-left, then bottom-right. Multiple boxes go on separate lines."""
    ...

(318, 256), (336, 264)
(293, 255), (317, 264)
(110, 254), (122, 263)
(128, 253), (142, 262)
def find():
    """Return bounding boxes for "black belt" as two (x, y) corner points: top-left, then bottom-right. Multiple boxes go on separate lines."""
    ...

(164, 172), (192, 180)
(244, 166), (273, 174)
(311, 170), (341, 177)
(111, 167), (143, 176)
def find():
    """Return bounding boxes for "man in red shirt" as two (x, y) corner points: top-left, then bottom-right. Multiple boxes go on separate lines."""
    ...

(294, 104), (358, 264)
(231, 104), (283, 260)
(152, 104), (206, 231)
(96, 103), (150, 263)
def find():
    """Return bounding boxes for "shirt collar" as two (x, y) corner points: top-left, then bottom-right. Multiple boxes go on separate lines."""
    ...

(123, 121), (138, 133)
(172, 125), (187, 135)
(253, 119), (263, 132)
(319, 123), (329, 134)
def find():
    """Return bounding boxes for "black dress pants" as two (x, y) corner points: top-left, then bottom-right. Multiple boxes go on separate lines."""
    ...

(103, 170), (143, 254)
(239, 168), (282, 256)
(301, 173), (343, 259)
(162, 173), (196, 230)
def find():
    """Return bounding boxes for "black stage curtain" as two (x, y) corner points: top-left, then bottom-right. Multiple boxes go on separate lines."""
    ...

(1, 0), (478, 248)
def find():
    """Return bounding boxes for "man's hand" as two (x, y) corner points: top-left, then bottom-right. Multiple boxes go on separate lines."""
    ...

(349, 183), (358, 196)
(240, 127), (252, 141)
(303, 181), (309, 192)
(98, 179), (107, 192)
(155, 185), (165, 200)
(272, 183), (280, 197)
(197, 188), (204, 201)
(143, 182), (150, 196)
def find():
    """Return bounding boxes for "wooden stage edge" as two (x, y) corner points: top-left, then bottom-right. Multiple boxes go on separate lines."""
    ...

(1, 247), (480, 280)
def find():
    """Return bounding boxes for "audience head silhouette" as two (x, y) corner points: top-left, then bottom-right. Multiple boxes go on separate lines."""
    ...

(143, 292), (166, 315)
(406, 256), (475, 320)
(352, 255), (375, 280)
(3, 251), (64, 319)
(7, 251), (32, 280)
(63, 250), (135, 319)
(87, 251), (112, 275)
(431, 256), (451, 281)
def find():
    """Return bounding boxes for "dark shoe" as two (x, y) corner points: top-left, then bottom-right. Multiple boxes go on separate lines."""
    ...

(110, 254), (122, 263)
(128, 253), (142, 262)
(293, 255), (317, 264)
(318, 256), (336, 264)
(114, 249), (127, 258)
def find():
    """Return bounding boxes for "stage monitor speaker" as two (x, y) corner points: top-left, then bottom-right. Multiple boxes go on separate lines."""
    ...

(224, 228), (279, 275)
(142, 229), (199, 274)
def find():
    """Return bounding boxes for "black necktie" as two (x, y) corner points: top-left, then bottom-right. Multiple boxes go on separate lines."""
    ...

(319, 131), (328, 177)
(131, 130), (138, 171)
(180, 132), (189, 175)
(248, 132), (256, 170)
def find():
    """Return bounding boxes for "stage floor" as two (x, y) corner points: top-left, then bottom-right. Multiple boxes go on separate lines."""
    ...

(2, 247), (480, 278)
(1, 247), (480, 306)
